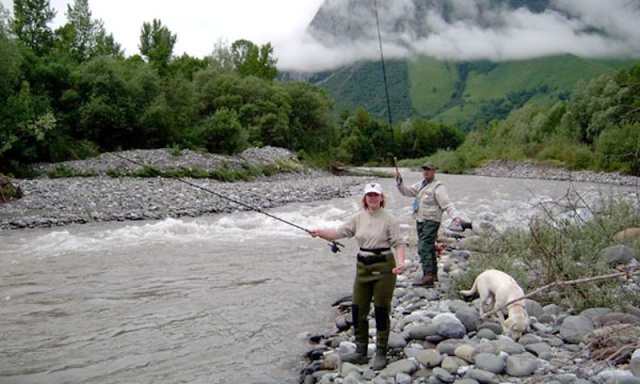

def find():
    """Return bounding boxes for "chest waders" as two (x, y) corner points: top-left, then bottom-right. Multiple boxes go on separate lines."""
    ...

(417, 220), (440, 276)
(342, 248), (396, 369)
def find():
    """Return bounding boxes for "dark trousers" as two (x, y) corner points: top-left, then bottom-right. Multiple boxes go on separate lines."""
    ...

(417, 220), (440, 275)
(351, 253), (396, 350)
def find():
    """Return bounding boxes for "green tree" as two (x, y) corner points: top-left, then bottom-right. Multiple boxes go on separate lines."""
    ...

(282, 81), (336, 153)
(93, 27), (123, 57)
(230, 39), (277, 80)
(210, 38), (234, 72)
(12, 0), (56, 55)
(196, 108), (247, 154)
(139, 19), (177, 74)
(59, 0), (105, 61)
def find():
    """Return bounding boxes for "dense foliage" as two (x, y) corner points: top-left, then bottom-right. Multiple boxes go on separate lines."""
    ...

(428, 64), (640, 175)
(0, 0), (464, 175)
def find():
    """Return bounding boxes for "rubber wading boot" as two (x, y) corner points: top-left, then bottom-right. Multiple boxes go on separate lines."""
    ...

(340, 343), (368, 364)
(371, 348), (388, 370)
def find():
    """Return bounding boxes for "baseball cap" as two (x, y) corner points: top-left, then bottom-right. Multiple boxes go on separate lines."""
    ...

(364, 183), (383, 195)
(422, 161), (436, 170)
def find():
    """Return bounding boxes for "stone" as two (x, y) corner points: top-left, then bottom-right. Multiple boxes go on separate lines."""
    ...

(416, 349), (443, 368)
(613, 228), (640, 242)
(524, 299), (545, 319)
(433, 367), (456, 383)
(525, 342), (553, 357)
(599, 244), (637, 264)
(630, 348), (640, 377)
(389, 332), (407, 349)
(396, 372), (412, 384)
(597, 312), (640, 327)
(449, 299), (471, 313)
(441, 356), (462, 373)
(454, 344), (477, 364)
(453, 380), (480, 384)
(343, 371), (362, 384)
(474, 353), (505, 374)
(434, 313), (467, 339)
(559, 316), (594, 344)
(381, 359), (418, 377)
(554, 373), (578, 384)
(477, 322), (502, 335)
(437, 340), (468, 355)
(321, 354), (341, 370)
(474, 339), (526, 355)
(505, 355), (538, 376)
(335, 314), (350, 330)
(455, 307), (480, 332)
(408, 324), (437, 340)
(340, 362), (362, 377)
(476, 328), (497, 340)
(518, 333), (543, 345)
(544, 304), (561, 316)
(465, 368), (500, 384)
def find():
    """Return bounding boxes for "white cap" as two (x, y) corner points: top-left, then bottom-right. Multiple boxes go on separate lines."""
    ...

(364, 183), (383, 195)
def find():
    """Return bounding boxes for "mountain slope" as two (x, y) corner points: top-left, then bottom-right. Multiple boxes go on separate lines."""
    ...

(309, 55), (635, 130)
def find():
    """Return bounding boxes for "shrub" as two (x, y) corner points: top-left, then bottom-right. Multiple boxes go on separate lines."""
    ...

(452, 195), (640, 310)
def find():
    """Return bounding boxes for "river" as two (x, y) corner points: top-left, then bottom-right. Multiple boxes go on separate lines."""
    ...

(0, 170), (636, 384)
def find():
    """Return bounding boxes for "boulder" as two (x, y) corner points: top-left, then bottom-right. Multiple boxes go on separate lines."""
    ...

(614, 228), (640, 242)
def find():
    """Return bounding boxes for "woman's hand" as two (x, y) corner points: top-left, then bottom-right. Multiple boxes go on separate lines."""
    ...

(309, 229), (321, 238)
(392, 264), (404, 275)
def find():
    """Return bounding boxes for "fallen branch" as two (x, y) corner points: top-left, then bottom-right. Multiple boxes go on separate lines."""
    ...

(481, 268), (640, 320)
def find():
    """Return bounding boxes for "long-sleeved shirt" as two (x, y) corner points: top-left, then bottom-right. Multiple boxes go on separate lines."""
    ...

(336, 208), (405, 251)
(397, 178), (458, 222)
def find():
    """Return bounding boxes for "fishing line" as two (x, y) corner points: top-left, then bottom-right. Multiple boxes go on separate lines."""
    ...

(107, 152), (343, 253)
(373, 0), (397, 161)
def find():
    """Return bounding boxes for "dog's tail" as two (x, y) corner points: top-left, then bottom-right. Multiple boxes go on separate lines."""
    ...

(459, 276), (478, 297)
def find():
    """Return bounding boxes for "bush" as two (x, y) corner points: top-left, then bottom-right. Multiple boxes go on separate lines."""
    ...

(453, 195), (640, 310)
(196, 108), (248, 155)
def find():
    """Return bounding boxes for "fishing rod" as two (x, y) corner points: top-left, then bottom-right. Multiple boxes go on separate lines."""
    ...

(373, 0), (397, 164)
(107, 151), (343, 253)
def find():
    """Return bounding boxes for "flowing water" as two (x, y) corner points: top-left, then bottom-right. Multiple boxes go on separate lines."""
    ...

(0, 170), (637, 384)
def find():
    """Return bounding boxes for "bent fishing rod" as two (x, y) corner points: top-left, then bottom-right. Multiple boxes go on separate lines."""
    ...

(373, 0), (397, 163)
(107, 152), (344, 253)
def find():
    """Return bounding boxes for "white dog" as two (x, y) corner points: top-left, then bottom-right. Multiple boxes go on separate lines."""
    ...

(460, 269), (530, 340)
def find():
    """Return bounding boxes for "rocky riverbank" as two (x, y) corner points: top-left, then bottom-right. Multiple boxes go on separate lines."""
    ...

(299, 229), (640, 384)
(473, 160), (640, 187)
(0, 147), (370, 231)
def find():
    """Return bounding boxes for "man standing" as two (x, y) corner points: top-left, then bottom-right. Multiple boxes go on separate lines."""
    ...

(395, 161), (464, 287)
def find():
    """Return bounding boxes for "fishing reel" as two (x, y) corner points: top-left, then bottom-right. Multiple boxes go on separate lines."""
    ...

(328, 241), (343, 253)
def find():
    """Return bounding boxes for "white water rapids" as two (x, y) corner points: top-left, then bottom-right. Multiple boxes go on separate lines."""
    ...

(0, 170), (636, 384)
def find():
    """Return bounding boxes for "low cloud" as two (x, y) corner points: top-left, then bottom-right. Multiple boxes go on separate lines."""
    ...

(275, 0), (640, 72)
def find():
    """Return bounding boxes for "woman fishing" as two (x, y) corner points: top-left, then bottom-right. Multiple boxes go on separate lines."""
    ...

(310, 182), (405, 370)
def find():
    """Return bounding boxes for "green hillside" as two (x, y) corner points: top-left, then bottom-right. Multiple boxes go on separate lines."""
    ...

(313, 55), (636, 131)
(314, 60), (415, 123)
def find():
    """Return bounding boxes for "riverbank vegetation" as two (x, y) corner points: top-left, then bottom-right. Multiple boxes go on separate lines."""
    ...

(1, 0), (639, 180)
(423, 64), (640, 175)
(0, 0), (461, 177)
(451, 193), (640, 311)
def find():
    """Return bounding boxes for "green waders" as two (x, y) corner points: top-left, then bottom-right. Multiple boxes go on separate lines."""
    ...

(350, 252), (396, 369)
(417, 220), (440, 276)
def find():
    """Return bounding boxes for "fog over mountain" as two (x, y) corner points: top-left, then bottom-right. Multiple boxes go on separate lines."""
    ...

(276, 0), (640, 72)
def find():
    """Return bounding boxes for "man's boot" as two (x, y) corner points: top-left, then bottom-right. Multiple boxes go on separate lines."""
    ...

(340, 342), (368, 364)
(414, 273), (438, 287)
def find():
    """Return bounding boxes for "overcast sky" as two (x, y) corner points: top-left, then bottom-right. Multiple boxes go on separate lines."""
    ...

(1, 0), (639, 72)
(0, 0), (327, 69)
